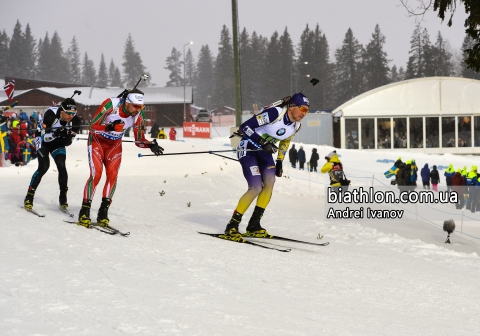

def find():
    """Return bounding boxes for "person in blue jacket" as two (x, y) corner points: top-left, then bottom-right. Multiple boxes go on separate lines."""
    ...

(466, 166), (479, 213)
(297, 145), (306, 170)
(420, 163), (431, 190)
(444, 164), (455, 194)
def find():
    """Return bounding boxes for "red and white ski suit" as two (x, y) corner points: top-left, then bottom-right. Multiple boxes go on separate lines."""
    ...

(83, 98), (149, 202)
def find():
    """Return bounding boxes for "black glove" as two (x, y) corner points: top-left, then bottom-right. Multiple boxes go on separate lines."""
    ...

(257, 137), (278, 154)
(149, 139), (164, 156)
(53, 128), (68, 138)
(275, 160), (283, 177)
(105, 119), (124, 132)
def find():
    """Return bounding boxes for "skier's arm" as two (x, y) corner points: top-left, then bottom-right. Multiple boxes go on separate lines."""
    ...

(133, 110), (149, 148)
(276, 135), (294, 162)
(41, 110), (56, 130)
(89, 99), (113, 132)
(71, 116), (81, 133)
(239, 107), (280, 143)
(321, 161), (332, 174)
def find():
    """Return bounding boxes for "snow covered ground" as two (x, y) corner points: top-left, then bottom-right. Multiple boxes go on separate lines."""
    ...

(1, 127), (480, 335)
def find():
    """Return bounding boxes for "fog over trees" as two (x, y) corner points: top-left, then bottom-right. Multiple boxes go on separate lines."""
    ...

(0, 19), (474, 110)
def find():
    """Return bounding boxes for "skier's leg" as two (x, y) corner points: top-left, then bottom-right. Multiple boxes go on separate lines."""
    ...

(79, 134), (105, 224)
(82, 134), (105, 202)
(24, 145), (51, 209)
(52, 147), (68, 207)
(225, 155), (263, 236)
(97, 141), (122, 225)
(246, 155), (276, 235)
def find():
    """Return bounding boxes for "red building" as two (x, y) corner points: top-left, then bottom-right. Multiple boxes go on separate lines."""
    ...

(1, 78), (193, 127)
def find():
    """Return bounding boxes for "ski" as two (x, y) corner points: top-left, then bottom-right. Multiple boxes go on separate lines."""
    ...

(59, 206), (75, 218)
(242, 233), (329, 246)
(21, 206), (45, 218)
(198, 232), (291, 252)
(63, 220), (116, 235)
(91, 222), (130, 237)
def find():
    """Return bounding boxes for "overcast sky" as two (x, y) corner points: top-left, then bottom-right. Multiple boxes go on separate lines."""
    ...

(2, 0), (469, 86)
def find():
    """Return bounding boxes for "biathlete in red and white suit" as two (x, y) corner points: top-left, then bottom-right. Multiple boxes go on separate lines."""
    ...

(77, 89), (164, 227)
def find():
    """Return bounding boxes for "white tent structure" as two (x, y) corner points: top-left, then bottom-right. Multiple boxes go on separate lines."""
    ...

(332, 77), (480, 154)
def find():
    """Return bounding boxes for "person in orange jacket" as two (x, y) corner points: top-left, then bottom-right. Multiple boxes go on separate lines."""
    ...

(169, 127), (177, 141)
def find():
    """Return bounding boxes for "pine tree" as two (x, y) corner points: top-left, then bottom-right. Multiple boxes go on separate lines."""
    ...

(97, 54), (108, 87)
(421, 28), (435, 77)
(8, 20), (26, 77)
(295, 25), (314, 95)
(23, 24), (36, 79)
(48, 32), (70, 82)
(82, 52), (96, 86)
(212, 25), (234, 108)
(67, 36), (81, 84)
(311, 24), (333, 109)
(194, 44), (215, 109)
(239, 28), (253, 110)
(398, 66), (406, 81)
(334, 28), (363, 106)
(36, 32), (51, 80)
(164, 47), (182, 87)
(0, 30), (10, 78)
(461, 34), (480, 80)
(363, 24), (390, 91)
(391, 65), (400, 82)
(263, 31), (281, 104)
(122, 34), (150, 87)
(108, 58), (123, 87)
(249, 32), (267, 107)
(433, 31), (453, 76)
(405, 24), (423, 79)
(184, 48), (196, 86)
(278, 28), (295, 99)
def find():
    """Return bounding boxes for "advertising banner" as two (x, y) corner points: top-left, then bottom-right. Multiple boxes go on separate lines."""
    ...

(183, 122), (211, 138)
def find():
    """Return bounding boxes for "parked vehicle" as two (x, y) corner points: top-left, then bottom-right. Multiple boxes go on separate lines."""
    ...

(196, 109), (212, 122)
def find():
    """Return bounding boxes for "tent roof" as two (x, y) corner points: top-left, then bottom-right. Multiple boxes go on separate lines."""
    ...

(332, 77), (480, 117)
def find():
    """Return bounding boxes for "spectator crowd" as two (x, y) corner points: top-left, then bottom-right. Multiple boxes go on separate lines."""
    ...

(0, 110), (41, 166)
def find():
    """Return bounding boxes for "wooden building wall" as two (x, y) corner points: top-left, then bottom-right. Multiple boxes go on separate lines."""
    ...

(5, 77), (87, 90)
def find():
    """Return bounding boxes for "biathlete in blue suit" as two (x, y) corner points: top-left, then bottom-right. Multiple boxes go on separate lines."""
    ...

(225, 93), (309, 237)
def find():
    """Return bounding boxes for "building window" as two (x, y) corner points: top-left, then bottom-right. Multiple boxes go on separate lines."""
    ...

(345, 119), (359, 149)
(442, 117), (455, 147)
(361, 118), (374, 149)
(475, 117), (480, 147)
(377, 118), (391, 149)
(393, 118), (407, 148)
(426, 117), (439, 148)
(458, 116), (472, 147)
(143, 105), (155, 112)
(409, 117), (423, 148)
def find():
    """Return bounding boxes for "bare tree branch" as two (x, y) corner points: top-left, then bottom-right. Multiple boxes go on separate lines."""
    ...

(399, 0), (434, 23)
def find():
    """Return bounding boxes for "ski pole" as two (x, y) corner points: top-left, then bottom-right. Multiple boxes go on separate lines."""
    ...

(138, 149), (262, 157)
(76, 137), (151, 144)
(210, 152), (239, 161)
(112, 74), (149, 116)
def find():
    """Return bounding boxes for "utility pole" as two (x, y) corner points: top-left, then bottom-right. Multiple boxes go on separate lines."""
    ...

(232, 0), (242, 127)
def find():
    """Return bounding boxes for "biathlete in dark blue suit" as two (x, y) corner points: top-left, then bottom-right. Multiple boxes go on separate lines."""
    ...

(225, 93), (309, 237)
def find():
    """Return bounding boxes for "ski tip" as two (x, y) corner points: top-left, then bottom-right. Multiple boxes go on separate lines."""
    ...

(138, 153), (143, 157)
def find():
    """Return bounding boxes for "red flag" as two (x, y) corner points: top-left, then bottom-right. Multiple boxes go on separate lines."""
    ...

(3, 79), (16, 102)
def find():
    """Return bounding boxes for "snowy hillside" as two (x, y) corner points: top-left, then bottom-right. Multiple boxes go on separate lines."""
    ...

(1, 128), (480, 335)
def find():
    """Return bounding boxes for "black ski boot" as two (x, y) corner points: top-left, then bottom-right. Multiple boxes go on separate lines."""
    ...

(245, 206), (268, 237)
(224, 210), (243, 237)
(24, 188), (35, 210)
(96, 197), (111, 227)
(59, 188), (68, 212)
(78, 200), (92, 228)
